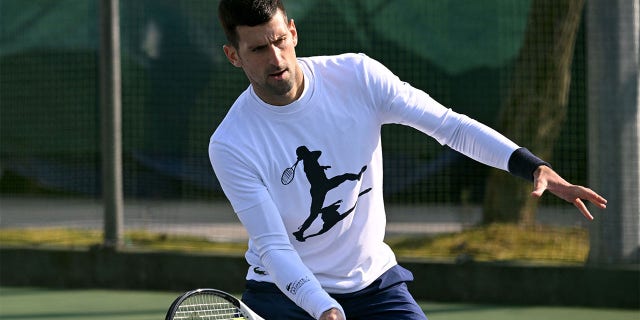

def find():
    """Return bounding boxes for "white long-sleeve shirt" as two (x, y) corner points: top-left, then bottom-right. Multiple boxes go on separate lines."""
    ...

(209, 53), (519, 318)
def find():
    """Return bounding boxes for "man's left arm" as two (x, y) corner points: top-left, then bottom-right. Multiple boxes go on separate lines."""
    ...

(360, 56), (608, 220)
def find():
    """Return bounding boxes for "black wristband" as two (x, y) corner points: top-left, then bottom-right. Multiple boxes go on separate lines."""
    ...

(507, 147), (551, 182)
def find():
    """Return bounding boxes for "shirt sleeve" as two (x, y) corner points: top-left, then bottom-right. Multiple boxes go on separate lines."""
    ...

(359, 54), (519, 171)
(237, 197), (345, 319)
(209, 141), (271, 213)
(210, 142), (345, 319)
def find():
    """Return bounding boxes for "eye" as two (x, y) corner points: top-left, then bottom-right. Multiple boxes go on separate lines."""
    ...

(275, 37), (287, 47)
(251, 45), (267, 53)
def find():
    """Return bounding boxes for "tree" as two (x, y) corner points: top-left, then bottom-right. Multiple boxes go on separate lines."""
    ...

(482, 0), (585, 225)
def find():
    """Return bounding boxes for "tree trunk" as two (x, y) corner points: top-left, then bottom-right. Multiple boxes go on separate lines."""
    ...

(482, 0), (585, 225)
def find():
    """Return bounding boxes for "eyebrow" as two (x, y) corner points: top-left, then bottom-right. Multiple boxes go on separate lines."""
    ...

(247, 34), (288, 51)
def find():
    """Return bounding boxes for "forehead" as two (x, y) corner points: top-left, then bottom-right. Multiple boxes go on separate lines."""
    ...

(235, 10), (290, 46)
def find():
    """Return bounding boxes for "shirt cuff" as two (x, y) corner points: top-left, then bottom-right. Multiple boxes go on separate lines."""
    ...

(507, 148), (551, 182)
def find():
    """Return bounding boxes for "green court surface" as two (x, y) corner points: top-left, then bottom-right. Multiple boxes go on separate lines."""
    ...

(0, 287), (637, 320)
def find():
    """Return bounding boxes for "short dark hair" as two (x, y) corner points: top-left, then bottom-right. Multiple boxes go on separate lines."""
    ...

(218, 0), (287, 48)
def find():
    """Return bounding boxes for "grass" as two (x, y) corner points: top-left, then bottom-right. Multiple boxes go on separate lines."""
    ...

(0, 223), (589, 264)
(0, 228), (247, 254)
(2, 287), (638, 320)
(387, 223), (589, 264)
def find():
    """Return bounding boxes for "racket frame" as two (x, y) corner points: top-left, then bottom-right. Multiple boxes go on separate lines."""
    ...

(281, 159), (299, 185)
(165, 288), (264, 320)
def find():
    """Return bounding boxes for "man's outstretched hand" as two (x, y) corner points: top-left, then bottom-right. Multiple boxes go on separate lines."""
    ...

(532, 166), (608, 220)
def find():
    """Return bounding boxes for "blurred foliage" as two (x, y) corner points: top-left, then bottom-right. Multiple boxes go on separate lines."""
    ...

(0, 224), (588, 264)
(387, 223), (588, 264)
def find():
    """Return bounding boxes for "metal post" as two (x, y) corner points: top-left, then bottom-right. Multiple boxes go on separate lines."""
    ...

(99, 0), (124, 249)
(587, 0), (640, 264)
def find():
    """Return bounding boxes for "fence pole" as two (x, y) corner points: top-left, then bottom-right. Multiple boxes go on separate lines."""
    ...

(587, 0), (640, 264)
(99, 0), (124, 249)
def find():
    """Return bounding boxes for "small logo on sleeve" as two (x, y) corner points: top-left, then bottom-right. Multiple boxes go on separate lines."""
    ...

(285, 276), (310, 295)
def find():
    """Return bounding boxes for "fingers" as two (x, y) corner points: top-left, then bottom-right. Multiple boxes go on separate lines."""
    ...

(531, 172), (607, 221)
(531, 182), (546, 198)
(531, 174), (548, 198)
(560, 187), (607, 221)
(585, 188), (608, 209)
(573, 198), (594, 221)
(319, 308), (345, 320)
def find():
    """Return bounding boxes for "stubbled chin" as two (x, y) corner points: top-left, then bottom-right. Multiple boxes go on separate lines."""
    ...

(266, 79), (294, 96)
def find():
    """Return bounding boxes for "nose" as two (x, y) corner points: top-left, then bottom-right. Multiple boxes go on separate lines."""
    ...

(267, 45), (283, 66)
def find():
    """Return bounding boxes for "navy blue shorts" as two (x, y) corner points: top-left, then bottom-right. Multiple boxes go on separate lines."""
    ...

(241, 265), (428, 320)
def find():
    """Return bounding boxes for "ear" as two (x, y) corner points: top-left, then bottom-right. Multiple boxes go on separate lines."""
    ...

(289, 19), (298, 47)
(223, 44), (242, 68)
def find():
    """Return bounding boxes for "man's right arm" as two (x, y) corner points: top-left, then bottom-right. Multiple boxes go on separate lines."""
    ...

(237, 199), (346, 319)
(210, 143), (345, 319)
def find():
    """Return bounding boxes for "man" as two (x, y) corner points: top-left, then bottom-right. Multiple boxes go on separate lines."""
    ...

(210, 1), (608, 319)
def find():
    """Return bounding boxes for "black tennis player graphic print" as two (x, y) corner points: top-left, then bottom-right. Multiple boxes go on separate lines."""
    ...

(282, 146), (369, 242)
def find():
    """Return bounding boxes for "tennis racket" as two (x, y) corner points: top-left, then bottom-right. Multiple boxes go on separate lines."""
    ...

(280, 159), (300, 185)
(165, 288), (265, 320)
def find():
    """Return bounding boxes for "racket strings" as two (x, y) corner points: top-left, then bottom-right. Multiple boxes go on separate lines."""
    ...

(174, 294), (248, 320)
(281, 160), (299, 185)
(281, 167), (295, 185)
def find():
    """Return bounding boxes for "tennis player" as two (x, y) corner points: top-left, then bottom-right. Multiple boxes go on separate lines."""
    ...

(209, 1), (608, 319)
